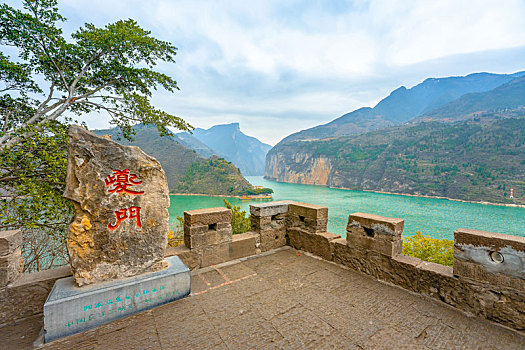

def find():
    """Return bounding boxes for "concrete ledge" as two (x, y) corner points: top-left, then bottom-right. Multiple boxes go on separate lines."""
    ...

(454, 228), (525, 289)
(43, 256), (190, 342)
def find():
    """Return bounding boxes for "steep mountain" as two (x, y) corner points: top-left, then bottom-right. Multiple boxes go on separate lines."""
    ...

(266, 116), (525, 205)
(416, 76), (525, 122)
(172, 133), (215, 158)
(279, 71), (525, 144)
(178, 123), (272, 176)
(94, 124), (253, 196)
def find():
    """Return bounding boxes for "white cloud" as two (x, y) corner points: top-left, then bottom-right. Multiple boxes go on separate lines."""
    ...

(30, 0), (525, 144)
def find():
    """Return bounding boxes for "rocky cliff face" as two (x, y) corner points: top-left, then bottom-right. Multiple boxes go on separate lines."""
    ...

(266, 149), (332, 186)
(265, 117), (525, 205)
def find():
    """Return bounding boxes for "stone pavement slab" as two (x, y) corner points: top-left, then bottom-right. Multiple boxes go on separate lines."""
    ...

(2, 247), (524, 349)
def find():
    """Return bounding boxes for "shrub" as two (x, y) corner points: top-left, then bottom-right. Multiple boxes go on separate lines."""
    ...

(402, 231), (454, 267)
(223, 199), (251, 234)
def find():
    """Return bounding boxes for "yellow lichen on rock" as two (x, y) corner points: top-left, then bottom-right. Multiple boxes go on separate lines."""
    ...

(68, 213), (94, 260)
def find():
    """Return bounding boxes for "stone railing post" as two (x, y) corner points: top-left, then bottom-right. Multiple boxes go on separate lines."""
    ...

(184, 207), (232, 267)
(0, 230), (23, 287)
(454, 228), (525, 291)
(286, 203), (340, 260)
(249, 201), (291, 251)
(346, 212), (404, 257)
(288, 202), (328, 233)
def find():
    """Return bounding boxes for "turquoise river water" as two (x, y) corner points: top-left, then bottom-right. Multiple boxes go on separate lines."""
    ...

(169, 176), (525, 240)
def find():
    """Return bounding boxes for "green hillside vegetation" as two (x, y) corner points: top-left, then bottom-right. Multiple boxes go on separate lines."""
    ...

(273, 115), (525, 205)
(95, 125), (261, 196)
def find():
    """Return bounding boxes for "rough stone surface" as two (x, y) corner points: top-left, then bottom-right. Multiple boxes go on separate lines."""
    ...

(288, 228), (340, 261)
(251, 213), (288, 252)
(347, 212), (404, 237)
(0, 230), (22, 256)
(230, 232), (258, 260)
(288, 202), (328, 220)
(6, 249), (522, 349)
(249, 201), (293, 217)
(347, 232), (403, 257)
(331, 238), (525, 331)
(183, 207), (232, 226)
(0, 230), (23, 287)
(165, 246), (201, 271)
(64, 125), (170, 286)
(0, 266), (71, 327)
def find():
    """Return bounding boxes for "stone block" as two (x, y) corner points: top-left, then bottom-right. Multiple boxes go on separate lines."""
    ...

(184, 233), (206, 249)
(454, 258), (525, 291)
(260, 229), (287, 252)
(416, 261), (457, 299)
(0, 249), (22, 283)
(43, 255), (190, 342)
(288, 228), (340, 261)
(250, 215), (271, 231)
(0, 266), (72, 327)
(389, 255), (421, 292)
(0, 230), (22, 256)
(205, 228), (232, 246)
(347, 212), (404, 238)
(249, 201), (293, 217)
(165, 246), (200, 270)
(454, 228), (525, 288)
(230, 232), (258, 260)
(183, 224), (208, 236)
(331, 238), (370, 273)
(346, 233), (402, 257)
(64, 125), (171, 287)
(289, 202), (328, 220)
(201, 243), (232, 267)
(184, 207), (232, 226)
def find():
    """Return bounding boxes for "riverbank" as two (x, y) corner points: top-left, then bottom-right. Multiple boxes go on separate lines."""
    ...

(336, 187), (525, 208)
(170, 192), (243, 199)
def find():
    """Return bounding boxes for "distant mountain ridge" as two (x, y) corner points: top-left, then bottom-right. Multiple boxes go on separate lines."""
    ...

(266, 70), (525, 205)
(278, 71), (525, 144)
(178, 123), (271, 176)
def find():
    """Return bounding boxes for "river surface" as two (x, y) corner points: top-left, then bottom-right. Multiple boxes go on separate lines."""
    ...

(169, 176), (525, 240)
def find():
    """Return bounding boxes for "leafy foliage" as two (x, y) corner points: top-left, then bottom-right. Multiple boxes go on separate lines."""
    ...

(223, 199), (251, 235)
(0, 0), (190, 271)
(402, 231), (454, 267)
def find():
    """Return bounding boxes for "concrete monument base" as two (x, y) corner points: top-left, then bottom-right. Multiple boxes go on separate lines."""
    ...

(43, 256), (190, 342)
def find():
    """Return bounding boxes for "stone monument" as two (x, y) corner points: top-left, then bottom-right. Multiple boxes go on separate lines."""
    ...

(44, 125), (190, 342)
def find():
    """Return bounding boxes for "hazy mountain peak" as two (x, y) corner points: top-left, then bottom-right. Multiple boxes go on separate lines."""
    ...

(177, 123), (271, 176)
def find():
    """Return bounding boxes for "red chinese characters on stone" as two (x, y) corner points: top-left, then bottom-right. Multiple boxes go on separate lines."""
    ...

(105, 169), (144, 195)
(108, 206), (142, 231)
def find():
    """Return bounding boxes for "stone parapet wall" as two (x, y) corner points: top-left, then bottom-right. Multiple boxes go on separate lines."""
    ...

(183, 207), (257, 267)
(0, 230), (23, 288)
(250, 201), (292, 251)
(1, 202), (524, 333)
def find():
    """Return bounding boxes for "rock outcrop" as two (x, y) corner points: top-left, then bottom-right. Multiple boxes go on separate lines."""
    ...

(64, 125), (170, 286)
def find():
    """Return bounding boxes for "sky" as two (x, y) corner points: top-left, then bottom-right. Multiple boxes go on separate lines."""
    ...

(7, 0), (525, 145)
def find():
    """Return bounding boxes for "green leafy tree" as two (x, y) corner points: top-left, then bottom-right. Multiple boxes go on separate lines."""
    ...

(0, 0), (191, 270)
(223, 199), (251, 234)
(402, 231), (454, 267)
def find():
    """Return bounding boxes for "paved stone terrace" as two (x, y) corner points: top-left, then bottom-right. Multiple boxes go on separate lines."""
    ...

(3, 247), (524, 349)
